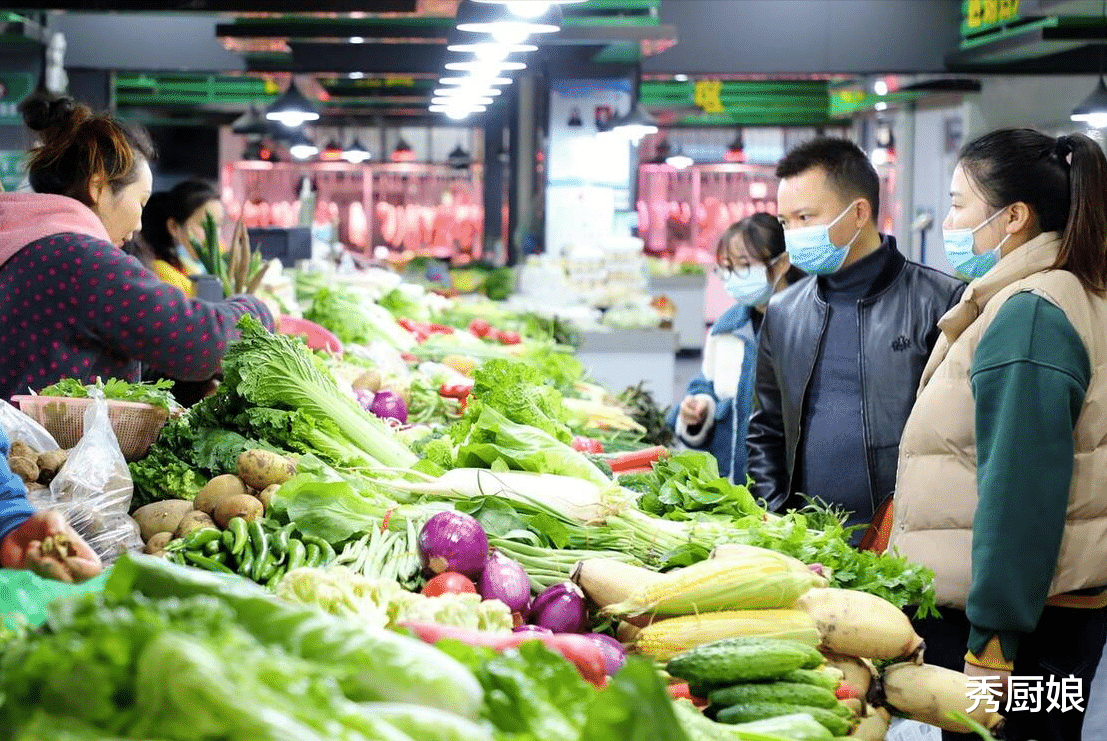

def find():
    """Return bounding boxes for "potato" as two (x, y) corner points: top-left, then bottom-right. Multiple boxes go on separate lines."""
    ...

(174, 510), (216, 539)
(237, 449), (297, 491)
(193, 474), (248, 516)
(257, 484), (280, 509)
(36, 449), (68, 485)
(214, 494), (264, 529)
(144, 531), (173, 554)
(8, 456), (38, 485)
(133, 499), (195, 542)
(9, 441), (36, 461)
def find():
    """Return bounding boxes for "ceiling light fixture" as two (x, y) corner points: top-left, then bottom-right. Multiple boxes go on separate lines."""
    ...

(445, 60), (527, 73)
(349, 36), (365, 43)
(610, 102), (659, 143)
(725, 128), (746, 163)
(288, 130), (319, 160)
(342, 137), (371, 164)
(265, 78), (320, 127)
(446, 41), (537, 61)
(439, 75), (512, 86)
(448, 143), (472, 169)
(674, 73), (689, 82)
(231, 104), (270, 137)
(456, 0), (563, 42)
(435, 87), (502, 97)
(433, 96), (494, 106)
(666, 149), (694, 169)
(320, 137), (345, 161)
(391, 137), (417, 163)
(1072, 0), (1107, 128)
(349, 71), (365, 79)
(873, 79), (888, 96)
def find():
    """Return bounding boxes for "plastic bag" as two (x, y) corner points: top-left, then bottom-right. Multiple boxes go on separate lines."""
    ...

(27, 389), (142, 563)
(0, 399), (59, 453)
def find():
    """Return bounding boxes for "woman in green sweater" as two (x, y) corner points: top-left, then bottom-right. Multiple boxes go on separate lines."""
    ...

(889, 129), (1107, 741)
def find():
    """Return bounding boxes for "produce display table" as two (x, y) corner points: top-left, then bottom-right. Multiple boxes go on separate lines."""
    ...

(576, 329), (679, 407)
(649, 275), (707, 352)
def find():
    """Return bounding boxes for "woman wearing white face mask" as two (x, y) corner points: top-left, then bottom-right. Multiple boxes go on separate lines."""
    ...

(668, 214), (802, 483)
(890, 129), (1107, 741)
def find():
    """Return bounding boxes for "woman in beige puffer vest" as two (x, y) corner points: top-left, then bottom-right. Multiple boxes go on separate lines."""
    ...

(890, 129), (1107, 741)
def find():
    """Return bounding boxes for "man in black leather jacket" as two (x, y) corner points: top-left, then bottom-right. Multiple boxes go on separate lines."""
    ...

(746, 138), (964, 535)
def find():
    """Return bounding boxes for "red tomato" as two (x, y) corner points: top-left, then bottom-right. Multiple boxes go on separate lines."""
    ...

(497, 330), (521, 345)
(422, 572), (477, 597)
(468, 319), (492, 338)
(836, 681), (863, 700)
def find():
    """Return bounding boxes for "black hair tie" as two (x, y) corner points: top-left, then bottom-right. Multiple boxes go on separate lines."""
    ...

(1055, 135), (1073, 162)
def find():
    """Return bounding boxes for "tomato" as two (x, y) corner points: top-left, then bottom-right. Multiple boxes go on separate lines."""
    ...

(468, 319), (492, 338)
(572, 436), (604, 454)
(422, 572), (477, 597)
(439, 383), (473, 399)
(836, 680), (863, 700)
(497, 330), (521, 345)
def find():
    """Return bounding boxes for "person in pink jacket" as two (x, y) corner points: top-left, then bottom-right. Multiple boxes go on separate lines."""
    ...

(0, 93), (274, 401)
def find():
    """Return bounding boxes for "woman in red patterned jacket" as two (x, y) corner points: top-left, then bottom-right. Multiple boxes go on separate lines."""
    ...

(0, 93), (274, 400)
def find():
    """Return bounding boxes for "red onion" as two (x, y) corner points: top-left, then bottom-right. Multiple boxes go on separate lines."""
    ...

(513, 624), (552, 636)
(530, 582), (588, 633)
(368, 389), (408, 424)
(478, 551), (532, 618)
(417, 511), (489, 578)
(581, 633), (627, 675)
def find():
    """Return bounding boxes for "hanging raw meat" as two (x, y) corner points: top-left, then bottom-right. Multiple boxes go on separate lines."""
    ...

(728, 202), (744, 225)
(680, 202), (693, 225)
(636, 200), (650, 234)
(377, 202), (395, 245)
(348, 201), (368, 249)
(225, 199), (241, 224)
(242, 201), (260, 228)
(403, 205), (421, 251)
(258, 201), (272, 227)
(328, 201), (340, 224)
(393, 204), (408, 248)
(432, 206), (454, 247)
(313, 200), (331, 226)
(420, 207), (435, 246)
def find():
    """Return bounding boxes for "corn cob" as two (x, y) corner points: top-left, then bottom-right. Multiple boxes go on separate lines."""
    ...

(636, 610), (820, 662)
(602, 547), (820, 617)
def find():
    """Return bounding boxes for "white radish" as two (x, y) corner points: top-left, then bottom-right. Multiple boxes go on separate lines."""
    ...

(849, 706), (891, 740)
(822, 652), (876, 698)
(796, 587), (924, 661)
(881, 662), (1004, 733)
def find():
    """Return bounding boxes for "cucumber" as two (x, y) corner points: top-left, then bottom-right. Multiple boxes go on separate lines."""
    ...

(708, 681), (839, 709)
(729, 712), (834, 741)
(717, 703), (852, 736)
(667, 637), (824, 685)
(779, 668), (842, 692)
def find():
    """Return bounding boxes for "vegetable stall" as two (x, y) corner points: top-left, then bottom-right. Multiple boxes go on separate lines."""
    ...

(0, 271), (1002, 741)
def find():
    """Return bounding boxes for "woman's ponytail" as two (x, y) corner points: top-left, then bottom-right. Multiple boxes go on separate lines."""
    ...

(1055, 132), (1107, 293)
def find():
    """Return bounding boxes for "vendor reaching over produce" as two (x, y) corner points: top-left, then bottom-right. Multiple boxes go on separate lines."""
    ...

(0, 93), (273, 401)
(0, 427), (100, 582)
(668, 213), (801, 484)
(891, 129), (1107, 741)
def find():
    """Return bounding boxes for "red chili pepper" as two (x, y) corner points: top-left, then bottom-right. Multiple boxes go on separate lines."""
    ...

(468, 319), (492, 338)
(439, 384), (472, 399)
(571, 436), (604, 454)
(497, 330), (521, 345)
(381, 509), (393, 532)
(428, 323), (455, 335)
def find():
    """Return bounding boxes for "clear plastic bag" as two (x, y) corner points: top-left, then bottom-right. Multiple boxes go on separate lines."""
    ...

(26, 389), (142, 563)
(0, 399), (59, 453)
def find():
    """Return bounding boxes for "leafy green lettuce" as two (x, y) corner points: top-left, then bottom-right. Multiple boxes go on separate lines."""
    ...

(622, 451), (761, 521)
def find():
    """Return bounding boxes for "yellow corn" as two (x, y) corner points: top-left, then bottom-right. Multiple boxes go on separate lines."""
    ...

(601, 547), (819, 617)
(634, 609), (820, 661)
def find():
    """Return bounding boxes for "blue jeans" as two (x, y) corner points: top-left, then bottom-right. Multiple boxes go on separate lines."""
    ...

(1083, 645), (1107, 741)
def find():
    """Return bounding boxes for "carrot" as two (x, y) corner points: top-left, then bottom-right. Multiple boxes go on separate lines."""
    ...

(605, 446), (669, 473)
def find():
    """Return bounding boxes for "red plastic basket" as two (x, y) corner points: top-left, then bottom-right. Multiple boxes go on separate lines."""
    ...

(278, 316), (344, 355)
(11, 395), (169, 461)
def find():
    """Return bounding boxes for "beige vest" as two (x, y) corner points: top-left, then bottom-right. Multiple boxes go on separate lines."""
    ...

(890, 232), (1107, 608)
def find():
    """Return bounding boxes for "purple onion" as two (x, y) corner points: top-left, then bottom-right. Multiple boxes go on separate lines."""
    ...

(530, 581), (588, 633)
(417, 511), (489, 578)
(513, 624), (553, 636)
(368, 390), (408, 424)
(582, 633), (627, 675)
(478, 551), (532, 618)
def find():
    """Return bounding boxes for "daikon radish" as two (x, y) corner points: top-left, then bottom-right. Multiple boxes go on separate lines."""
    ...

(822, 652), (876, 698)
(796, 587), (924, 661)
(572, 559), (665, 608)
(881, 662), (1003, 733)
(849, 706), (890, 740)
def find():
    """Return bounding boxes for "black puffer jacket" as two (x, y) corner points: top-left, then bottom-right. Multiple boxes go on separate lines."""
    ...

(746, 236), (965, 515)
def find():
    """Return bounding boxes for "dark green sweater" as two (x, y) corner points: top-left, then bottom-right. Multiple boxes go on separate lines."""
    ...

(967, 291), (1091, 662)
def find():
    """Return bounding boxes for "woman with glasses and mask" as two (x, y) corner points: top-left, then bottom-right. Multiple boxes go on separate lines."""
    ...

(668, 213), (803, 483)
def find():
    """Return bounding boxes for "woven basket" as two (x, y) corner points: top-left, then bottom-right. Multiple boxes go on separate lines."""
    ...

(11, 395), (169, 461)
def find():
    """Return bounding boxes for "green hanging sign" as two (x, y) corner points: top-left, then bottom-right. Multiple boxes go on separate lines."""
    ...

(0, 72), (35, 125)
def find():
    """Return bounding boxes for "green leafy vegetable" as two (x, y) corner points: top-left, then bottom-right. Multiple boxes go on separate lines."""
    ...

(38, 377), (180, 413)
(617, 382), (674, 447)
(460, 359), (572, 444)
(630, 451), (762, 521)
(128, 446), (206, 507)
(304, 286), (415, 351)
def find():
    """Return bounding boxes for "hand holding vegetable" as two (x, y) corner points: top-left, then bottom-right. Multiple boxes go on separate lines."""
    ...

(0, 510), (102, 582)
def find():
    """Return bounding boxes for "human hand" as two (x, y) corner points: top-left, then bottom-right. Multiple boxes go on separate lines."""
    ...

(679, 395), (708, 427)
(0, 511), (102, 583)
(963, 661), (1011, 705)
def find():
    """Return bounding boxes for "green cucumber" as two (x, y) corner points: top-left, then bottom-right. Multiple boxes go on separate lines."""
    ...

(716, 704), (851, 736)
(708, 681), (839, 709)
(667, 637), (824, 685)
(780, 668), (842, 692)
